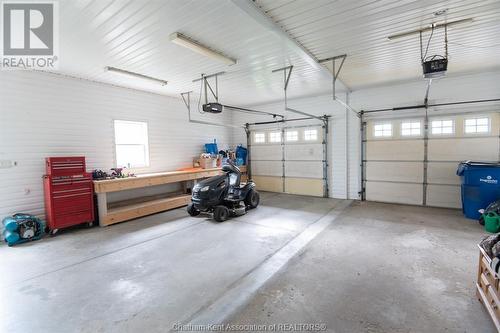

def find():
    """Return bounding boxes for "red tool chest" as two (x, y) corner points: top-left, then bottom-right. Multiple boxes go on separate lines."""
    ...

(43, 157), (94, 234)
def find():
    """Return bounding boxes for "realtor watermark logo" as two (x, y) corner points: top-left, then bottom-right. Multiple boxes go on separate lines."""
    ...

(1, 1), (59, 69)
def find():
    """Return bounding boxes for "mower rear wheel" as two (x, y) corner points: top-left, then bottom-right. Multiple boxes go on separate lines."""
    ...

(213, 205), (229, 222)
(187, 203), (200, 216)
(245, 189), (260, 209)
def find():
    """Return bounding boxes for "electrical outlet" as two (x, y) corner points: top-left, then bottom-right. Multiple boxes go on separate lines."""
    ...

(0, 160), (13, 169)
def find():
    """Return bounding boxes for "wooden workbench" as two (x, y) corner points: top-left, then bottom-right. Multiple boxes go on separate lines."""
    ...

(93, 166), (246, 226)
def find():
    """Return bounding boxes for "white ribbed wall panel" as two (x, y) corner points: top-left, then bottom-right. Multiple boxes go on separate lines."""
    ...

(2, 68), (498, 217)
(331, 98), (361, 199)
(0, 71), (232, 218)
(231, 94), (360, 200)
(351, 71), (500, 118)
(233, 70), (500, 202)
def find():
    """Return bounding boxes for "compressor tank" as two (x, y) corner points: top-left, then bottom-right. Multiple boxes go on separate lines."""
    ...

(2, 217), (18, 232)
(3, 230), (20, 245)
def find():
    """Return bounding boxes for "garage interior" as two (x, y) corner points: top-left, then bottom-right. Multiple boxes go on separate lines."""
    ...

(1, 0), (500, 332)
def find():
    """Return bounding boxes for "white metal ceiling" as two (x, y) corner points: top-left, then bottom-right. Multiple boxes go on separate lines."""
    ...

(56, 0), (333, 105)
(53, 0), (500, 105)
(255, 0), (500, 89)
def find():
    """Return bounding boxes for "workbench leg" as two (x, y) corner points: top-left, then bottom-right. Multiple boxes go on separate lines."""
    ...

(97, 193), (108, 227)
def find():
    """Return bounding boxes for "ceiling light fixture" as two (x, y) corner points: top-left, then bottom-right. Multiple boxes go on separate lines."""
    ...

(105, 66), (168, 86)
(169, 32), (237, 66)
(388, 18), (473, 40)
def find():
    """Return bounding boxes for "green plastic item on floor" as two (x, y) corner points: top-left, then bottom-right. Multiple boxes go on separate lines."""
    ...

(484, 212), (500, 233)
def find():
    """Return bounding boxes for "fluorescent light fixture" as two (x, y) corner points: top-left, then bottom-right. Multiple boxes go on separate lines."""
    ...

(105, 66), (168, 86)
(169, 32), (237, 66)
(388, 18), (473, 40)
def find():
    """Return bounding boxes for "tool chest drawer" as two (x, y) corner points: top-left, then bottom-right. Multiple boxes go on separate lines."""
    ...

(46, 156), (86, 176)
(53, 211), (93, 229)
(50, 176), (92, 190)
(52, 193), (93, 215)
(477, 246), (500, 330)
(44, 157), (94, 233)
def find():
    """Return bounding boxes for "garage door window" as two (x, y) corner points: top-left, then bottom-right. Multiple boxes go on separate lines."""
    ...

(286, 130), (298, 142)
(374, 123), (392, 137)
(401, 121), (421, 136)
(304, 129), (318, 141)
(254, 133), (265, 143)
(114, 120), (149, 168)
(269, 131), (282, 143)
(465, 117), (490, 134)
(431, 120), (453, 135)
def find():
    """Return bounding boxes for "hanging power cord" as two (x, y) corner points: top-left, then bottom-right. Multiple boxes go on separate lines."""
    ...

(422, 24), (435, 62)
(197, 76), (204, 114)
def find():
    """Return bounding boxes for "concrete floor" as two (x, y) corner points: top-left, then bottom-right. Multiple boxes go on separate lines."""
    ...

(0, 194), (494, 332)
(227, 201), (495, 333)
(0, 192), (343, 332)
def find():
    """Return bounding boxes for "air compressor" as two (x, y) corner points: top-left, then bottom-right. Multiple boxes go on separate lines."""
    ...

(2, 213), (44, 246)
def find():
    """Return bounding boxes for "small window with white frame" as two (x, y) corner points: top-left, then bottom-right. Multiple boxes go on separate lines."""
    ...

(254, 132), (265, 143)
(269, 131), (282, 143)
(304, 129), (318, 141)
(286, 130), (298, 142)
(401, 121), (421, 136)
(114, 120), (149, 168)
(431, 119), (454, 135)
(373, 123), (392, 137)
(465, 117), (490, 134)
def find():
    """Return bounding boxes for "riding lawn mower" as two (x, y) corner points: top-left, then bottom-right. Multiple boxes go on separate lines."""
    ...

(187, 161), (260, 222)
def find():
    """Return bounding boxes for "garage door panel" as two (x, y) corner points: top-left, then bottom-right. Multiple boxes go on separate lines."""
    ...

(427, 162), (461, 185)
(364, 114), (499, 209)
(367, 140), (424, 161)
(253, 176), (283, 192)
(285, 161), (323, 178)
(251, 161), (282, 177)
(426, 185), (461, 208)
(285, 178), (323, 197)
(366, 162), (423, 183)
(285, 144), (322, 161)
(250, 129), (325, 196)
(251, 145), (281, 160)
(366, 181), (423, 205)
(428, 138), (499, 161)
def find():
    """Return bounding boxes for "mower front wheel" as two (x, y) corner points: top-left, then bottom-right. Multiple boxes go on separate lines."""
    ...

(187, 203), (200, 217)
(245, 189), (260, 209)
(213, 205), (229, 222)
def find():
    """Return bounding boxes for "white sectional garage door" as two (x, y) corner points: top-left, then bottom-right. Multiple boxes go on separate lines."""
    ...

(364, 112), (500, 208)
(250, 125), (325, 197)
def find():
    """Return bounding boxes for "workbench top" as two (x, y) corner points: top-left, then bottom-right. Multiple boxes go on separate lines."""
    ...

(93, 167), (220, 184)
(93, 166), (246, 193)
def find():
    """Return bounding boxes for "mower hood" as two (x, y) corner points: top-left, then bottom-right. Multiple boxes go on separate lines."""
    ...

(194, 174), (226, 191)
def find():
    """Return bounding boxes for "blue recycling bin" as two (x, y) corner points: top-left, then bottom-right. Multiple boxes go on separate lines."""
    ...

(456, 161), (500, 219)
